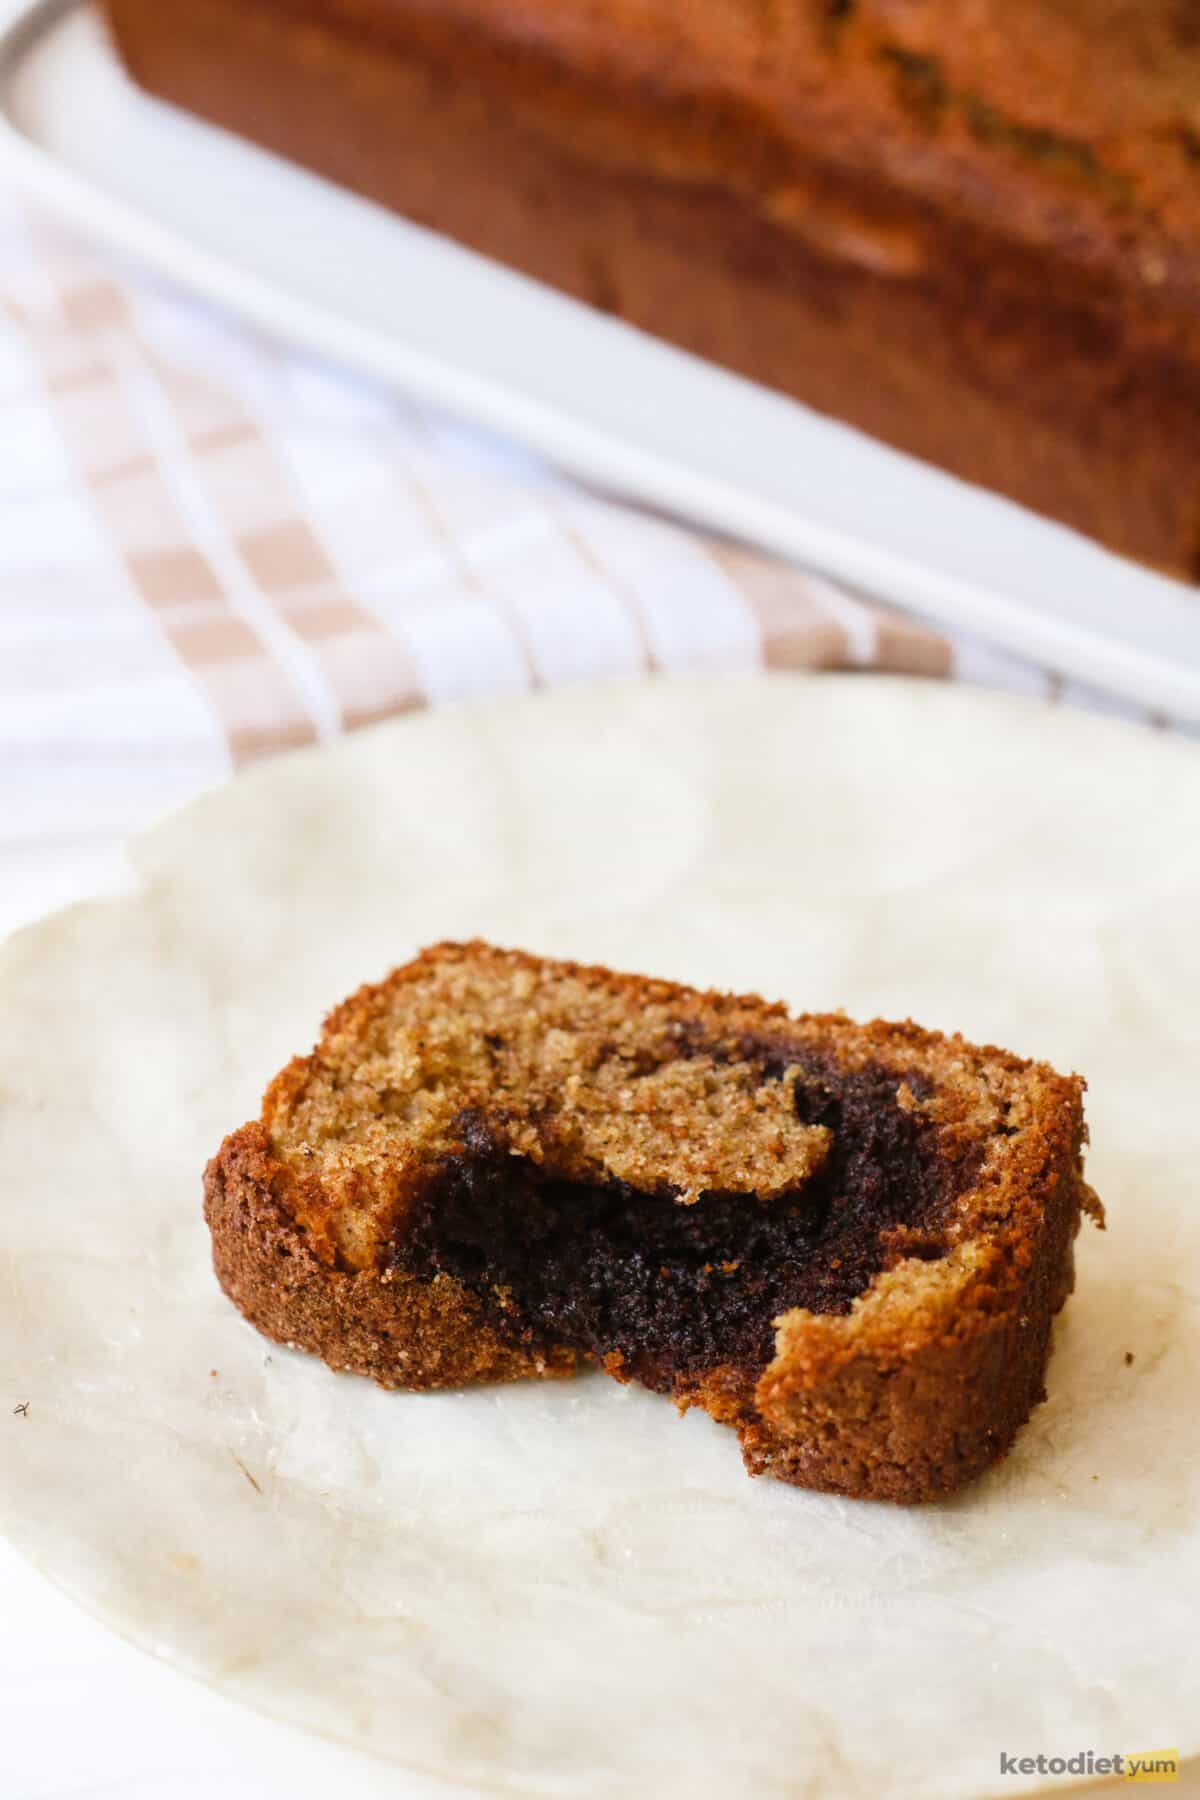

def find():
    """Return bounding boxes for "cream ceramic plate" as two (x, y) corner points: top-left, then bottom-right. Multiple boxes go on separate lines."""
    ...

(1, 674), (1197, 1800)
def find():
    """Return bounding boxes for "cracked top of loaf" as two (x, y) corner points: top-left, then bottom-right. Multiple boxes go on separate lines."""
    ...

(248, 0), (1200, 307)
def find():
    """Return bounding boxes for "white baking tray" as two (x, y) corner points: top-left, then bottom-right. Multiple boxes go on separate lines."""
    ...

(3, 0), (1200, 721)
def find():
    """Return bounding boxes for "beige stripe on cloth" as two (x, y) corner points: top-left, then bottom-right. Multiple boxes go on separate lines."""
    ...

(10, 208), (954, 774)
(25, 283), (320, 759)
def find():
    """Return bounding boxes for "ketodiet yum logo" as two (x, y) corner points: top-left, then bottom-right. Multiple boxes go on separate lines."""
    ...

(999, 1748), (1179, 1783)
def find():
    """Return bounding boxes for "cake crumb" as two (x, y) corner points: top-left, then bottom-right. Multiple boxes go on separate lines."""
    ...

(1124, 1350), (1135, 1365)
(231, 1452), (263, 1495)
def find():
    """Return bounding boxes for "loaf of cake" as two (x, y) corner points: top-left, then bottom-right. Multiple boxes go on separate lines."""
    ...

(204, 941), (1100, 1502)
(103, 0), (1200, 577)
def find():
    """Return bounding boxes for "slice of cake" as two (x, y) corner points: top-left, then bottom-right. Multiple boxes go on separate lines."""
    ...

(205, 941), (1099, 1501)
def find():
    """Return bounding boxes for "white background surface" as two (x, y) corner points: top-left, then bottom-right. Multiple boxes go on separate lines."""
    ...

(0, 1544), (467, 1799)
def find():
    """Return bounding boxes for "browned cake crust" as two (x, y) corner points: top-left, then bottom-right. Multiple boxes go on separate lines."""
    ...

(103, 0), (1200, 576)
(204, 942), (1099, 1503)
(205, 1123), (578, 1390)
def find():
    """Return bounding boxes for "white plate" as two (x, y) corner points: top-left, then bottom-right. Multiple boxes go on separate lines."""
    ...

(3, 0), (1200, 722)
(2, 673), (1199, 1799)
